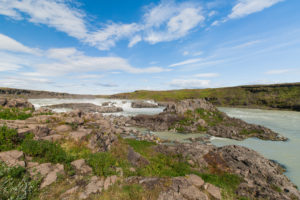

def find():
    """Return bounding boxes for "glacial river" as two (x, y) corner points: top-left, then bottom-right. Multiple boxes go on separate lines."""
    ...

(29, 99), (300, 188)
(212, 107), (300, 189)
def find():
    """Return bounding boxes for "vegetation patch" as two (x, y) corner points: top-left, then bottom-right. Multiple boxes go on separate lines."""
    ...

(0, 106), (33, 120)
(0, 125), (23, 151)
(21, 139), (74, 164)
(0, 162), (41, 200)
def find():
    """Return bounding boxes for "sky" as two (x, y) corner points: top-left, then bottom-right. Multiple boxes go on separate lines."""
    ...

(0, 0), (299, 94)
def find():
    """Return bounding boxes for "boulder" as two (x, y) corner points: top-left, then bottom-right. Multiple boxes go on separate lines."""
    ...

(71, 159), (92, 174)
(5, 98), (35, 110)
(0, 150), (25, 167)
(204, 183), (221, 200)
(28, 163), (64, 188)
(131, 101), (158, 108)
(186, 174), (205, 188)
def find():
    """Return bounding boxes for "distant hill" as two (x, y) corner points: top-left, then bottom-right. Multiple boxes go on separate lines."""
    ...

(107, 83), (300, 111)
(0, 87), (94, 99)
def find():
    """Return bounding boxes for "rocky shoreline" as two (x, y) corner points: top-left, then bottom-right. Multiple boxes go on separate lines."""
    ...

(0, 97), (299, 199)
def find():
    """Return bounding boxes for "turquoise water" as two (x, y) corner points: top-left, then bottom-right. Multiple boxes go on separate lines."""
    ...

(211, 107), (300, 188)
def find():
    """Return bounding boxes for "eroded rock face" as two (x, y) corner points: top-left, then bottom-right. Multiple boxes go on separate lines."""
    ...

(0, 98), (35, 110)
(216, 145), (300, 200)
(131, 101), (158, 108)
(164, 99), (216, 114)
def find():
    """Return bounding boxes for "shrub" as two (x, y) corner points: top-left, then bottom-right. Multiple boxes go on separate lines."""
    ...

(0, 125), (22, 151)
(20, 139), (73, 164)
(0, 162), (40, 200)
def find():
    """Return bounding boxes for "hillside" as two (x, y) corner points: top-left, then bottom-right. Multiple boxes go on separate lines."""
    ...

(108, 83), (300, 111)
(0, 87), (94, 99)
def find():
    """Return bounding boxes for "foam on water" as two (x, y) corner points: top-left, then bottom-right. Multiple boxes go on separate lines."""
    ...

(29, 98), (164, 116)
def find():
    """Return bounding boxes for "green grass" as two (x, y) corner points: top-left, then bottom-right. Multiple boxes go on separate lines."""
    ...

(0, 125), (23, 151)
(199, 173), (242, 198)
(0, 162), (41, 200)
(125, 139), (192, 177)
(107, 83), (300, 111)
(0, 106), (33, 120)
(87, 152), (118, 177)
(20, 139), (74, 164)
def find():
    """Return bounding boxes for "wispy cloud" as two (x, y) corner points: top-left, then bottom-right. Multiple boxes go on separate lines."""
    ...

(0, 33), (38, 54)
(194, 73), (219, 78)
(169, 58), (202, 67)
(228, 0), (284, 19)
(170, 79), (210, 88)
(265, 69), (293, 75)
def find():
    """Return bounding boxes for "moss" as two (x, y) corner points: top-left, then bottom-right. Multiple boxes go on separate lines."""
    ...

(271, 184), (282, 193)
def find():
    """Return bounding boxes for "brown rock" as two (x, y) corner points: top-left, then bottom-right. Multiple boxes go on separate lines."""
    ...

(0, 150), (25, 167)
(71, 159), (92, 174)
(204, 183), (221, 200)
(56, 125), (72, 132)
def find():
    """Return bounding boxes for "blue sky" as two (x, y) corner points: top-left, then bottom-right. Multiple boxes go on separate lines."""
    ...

(0, 0), (299, 94)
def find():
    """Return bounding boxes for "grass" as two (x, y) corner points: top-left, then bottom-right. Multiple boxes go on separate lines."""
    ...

(20, 139), (74, 164)
(0, 125), (23, 151)
(0, 106), (33, 120)
(95, 183), (160, 200)
(125, 139), (192, 177)
(199, 173), (242, 199)
(107, 83), (300, 111)
(0, 162), (41, 200)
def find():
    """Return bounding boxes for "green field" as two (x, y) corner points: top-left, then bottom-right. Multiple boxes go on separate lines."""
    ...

(107, 83), (300, 111)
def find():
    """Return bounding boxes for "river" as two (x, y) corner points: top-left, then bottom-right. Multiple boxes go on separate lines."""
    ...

(212, 107), (300, 188)
(29, 99), (300, 188)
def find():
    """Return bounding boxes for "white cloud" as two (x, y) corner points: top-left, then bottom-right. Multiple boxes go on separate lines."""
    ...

(144, 2), (205, 44)
(228, 0), (284, 19)
(208, 10), (217, 17)
(86, 23), (141, 50)
(169, 58), (202, 67)
(266, 69), (292, 75)
(0, 33), (37, 54)
(0, 0), (205, 50)
(0, 0), (87, 39)
(170, 79), (210, 88)
(128, 35), (142, 48)
(194, 73), (219, 78)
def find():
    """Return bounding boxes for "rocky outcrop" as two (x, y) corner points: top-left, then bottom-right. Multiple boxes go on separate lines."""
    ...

(131, 99), (286, 141)
(156, 143), (300, 200)
(216, 145), (300, 200)
(45, 103), (123, 113)
(131, 101), (158, 108)
(0, 98), (34, 110)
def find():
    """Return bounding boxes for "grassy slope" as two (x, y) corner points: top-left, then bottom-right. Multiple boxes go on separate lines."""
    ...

(107, 83), (300, 111)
